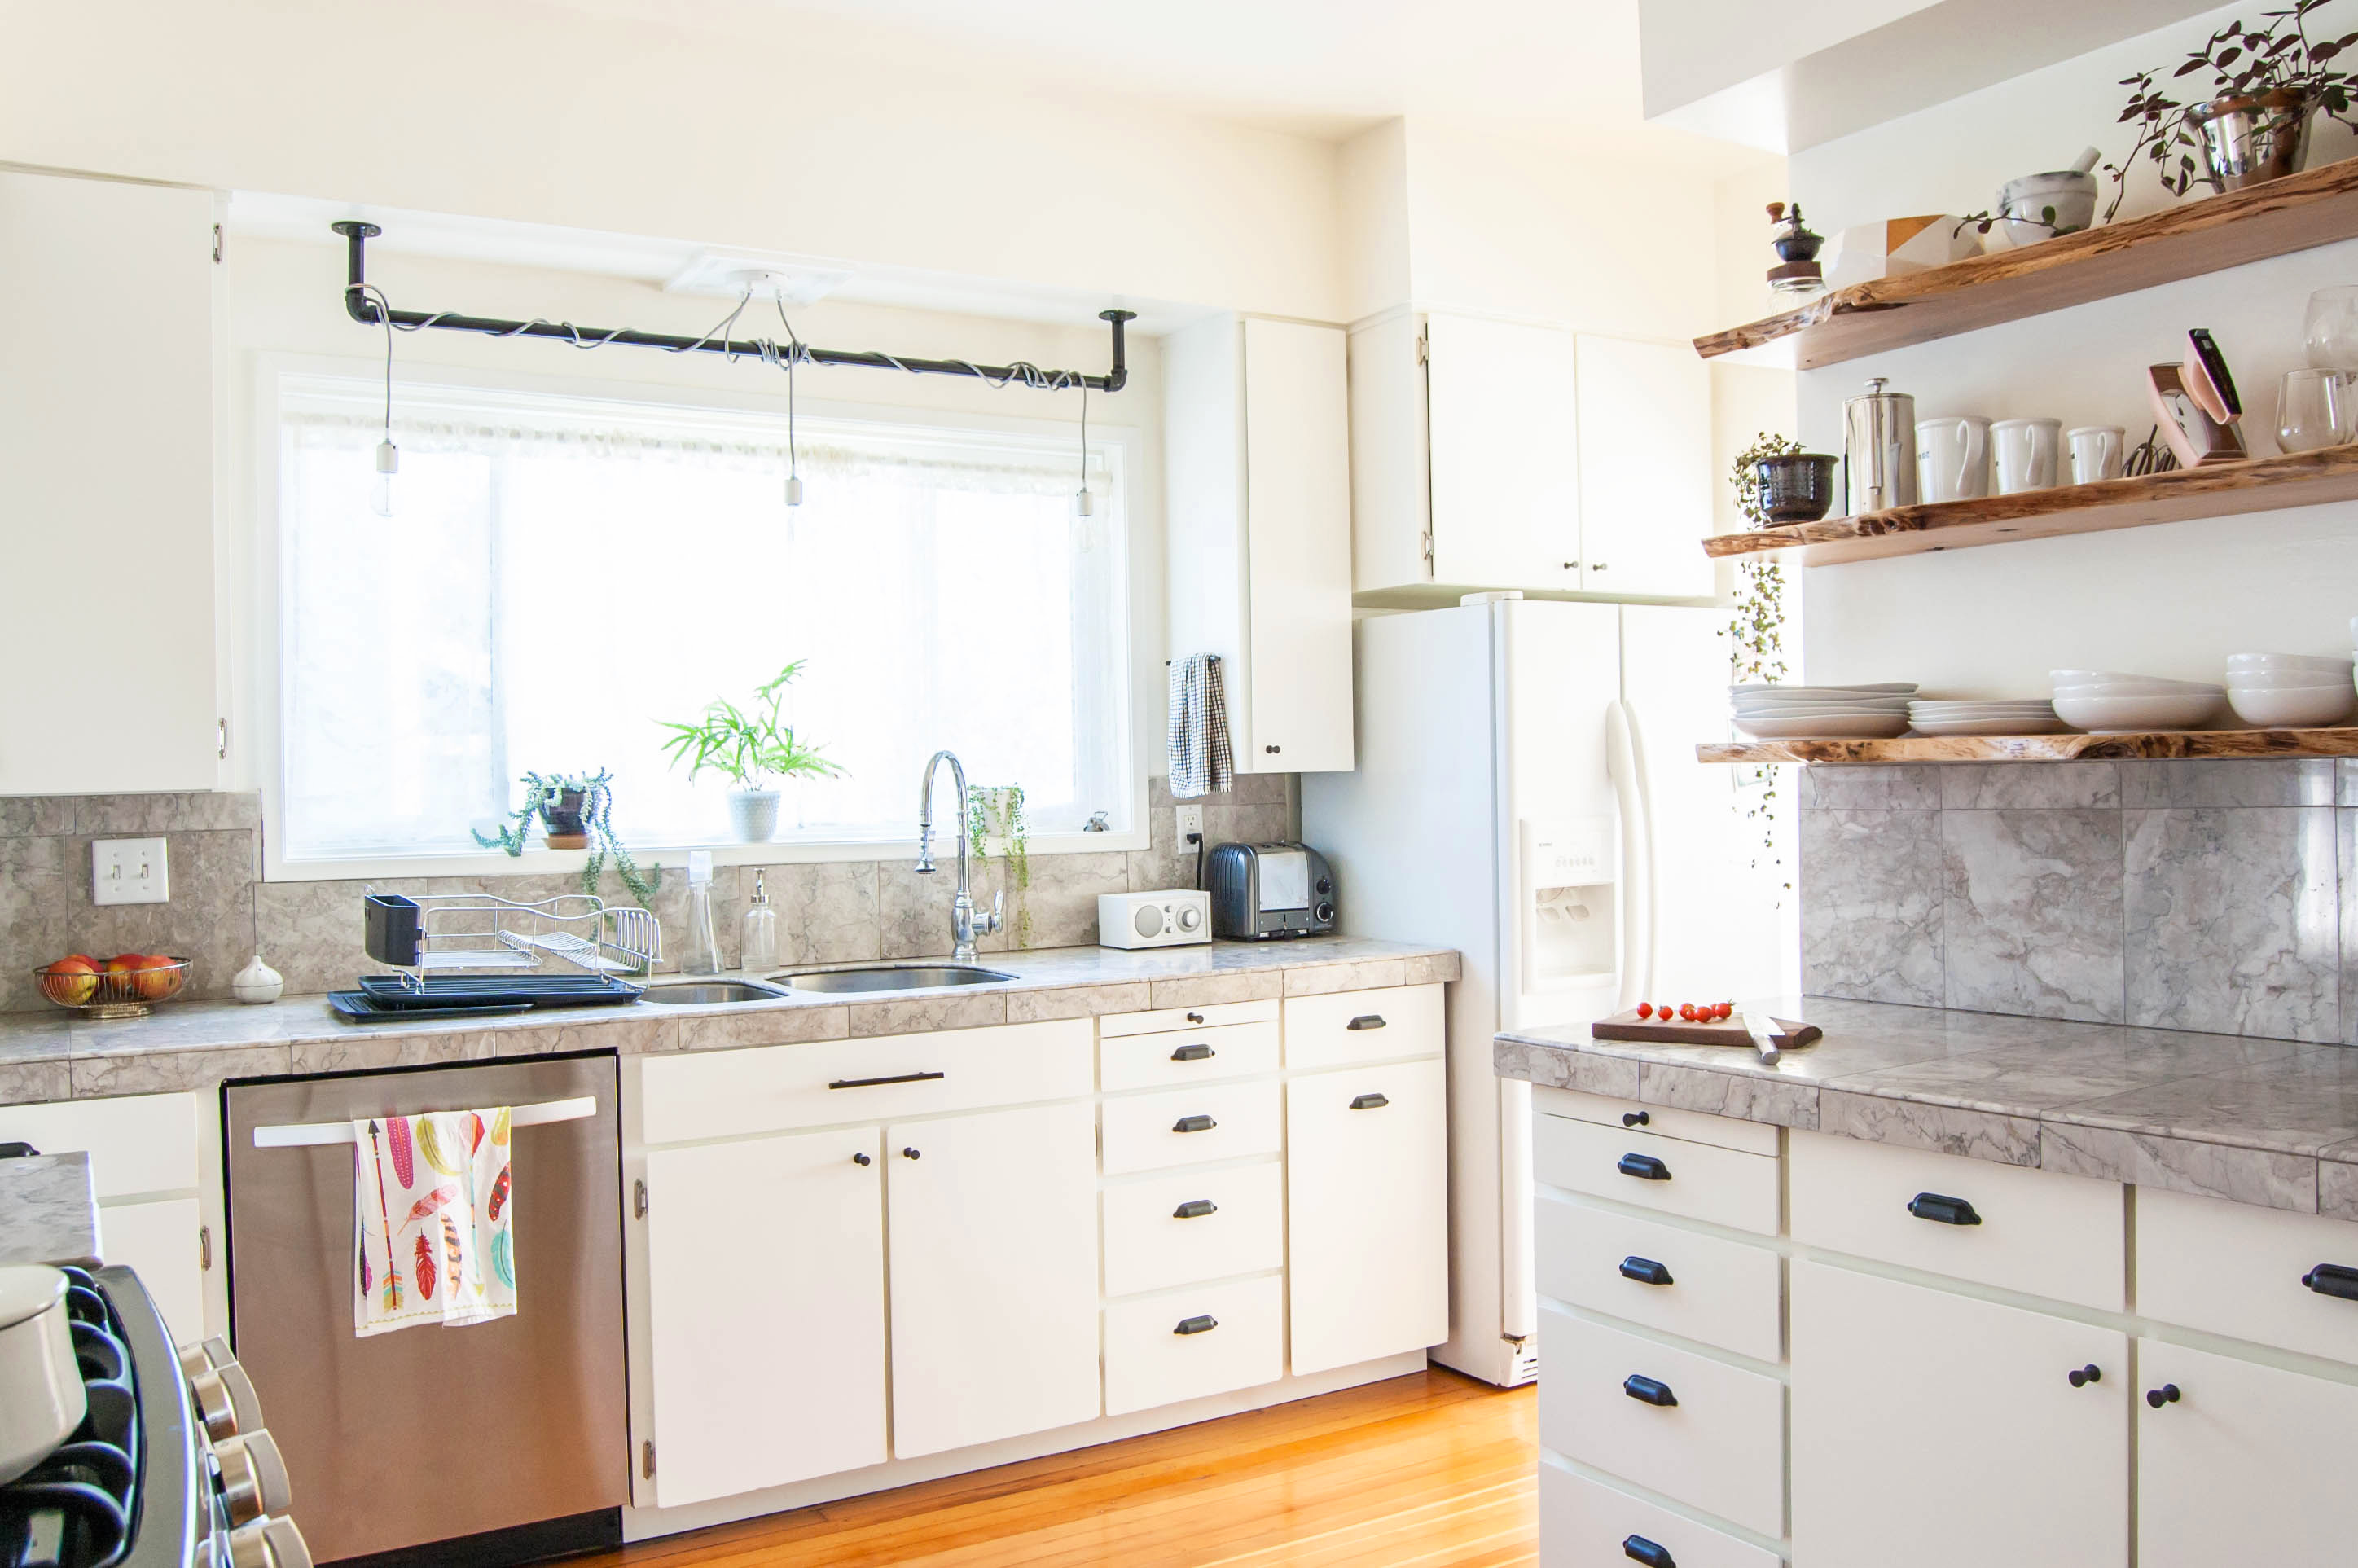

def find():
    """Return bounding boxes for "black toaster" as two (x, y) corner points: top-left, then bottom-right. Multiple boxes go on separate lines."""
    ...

(1205, 841), (1337, 939)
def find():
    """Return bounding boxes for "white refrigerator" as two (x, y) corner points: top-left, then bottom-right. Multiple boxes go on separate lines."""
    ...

(1302, 595), (1792, 1388)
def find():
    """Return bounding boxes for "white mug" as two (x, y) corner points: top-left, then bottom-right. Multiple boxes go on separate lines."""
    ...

(1991, 418), (2062, 494)
(2067, 425), (2126, 485)
(1916, 416), (1991, 503)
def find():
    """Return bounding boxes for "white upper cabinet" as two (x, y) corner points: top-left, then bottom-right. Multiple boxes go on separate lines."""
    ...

(1425, 314), (1583, 591)
(1574, 334), (1715, 600)
(1166, 314), (1355, 774)
(0, 169), (222, 794)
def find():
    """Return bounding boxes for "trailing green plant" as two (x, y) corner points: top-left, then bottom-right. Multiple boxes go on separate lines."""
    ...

(968, 784), (1032, 949)
(1721, 434), (1796, 889)
(472, 769), (660, 907)
(657, 661), (845, 790)
(2106, 0), (2358, 220)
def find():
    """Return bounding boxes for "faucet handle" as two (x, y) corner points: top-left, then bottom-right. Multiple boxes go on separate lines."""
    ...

(984, 889), (1005, 934)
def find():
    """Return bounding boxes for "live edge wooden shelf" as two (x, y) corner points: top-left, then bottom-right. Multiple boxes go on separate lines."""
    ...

(1703, 443), (2358, 565)
(1700, 729), (2358, 765)
(1695, 156), (2358, 369)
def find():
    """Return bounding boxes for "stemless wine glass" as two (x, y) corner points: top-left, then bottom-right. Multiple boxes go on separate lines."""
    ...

(2277, 368), (2356, 451)
(2306, 286), (2358, 370)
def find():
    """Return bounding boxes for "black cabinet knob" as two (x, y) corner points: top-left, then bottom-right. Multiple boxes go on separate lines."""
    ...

(1350, 1093), (1390, 1110)
(1622, 1374), (1678, 1408)
(1619, 1256), (1674, 1287)
(1173, 1114), (1217, 1133)
(1175, 1315), (1218, 1335)
(2147, 1384), (2181, 1408)
(1184, 1012), (1205, 1024)
(1907, 1192), (1983, 1226)
(1622, 1536), (1676, 1568)
(1174, 1199), (1217, 1219)
(1622, 1111), (1650, 1127)
(2068, 1364), (2101, 1388)
(1170, 1043), (1214, 1061)
(852, 1153), (872, 1166)
(1264, 744), (1280, 754)
(2303, 1263), (2358, 1300)
(901, 1147), (920, 1160)
(1618, 1153), (1671, 1182)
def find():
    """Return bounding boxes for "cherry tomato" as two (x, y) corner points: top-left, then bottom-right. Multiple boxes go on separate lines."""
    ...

(1636, 1003), (1653, 1019)
(1678, 1003), (1697, 1021)
(1715, 1003), (1734, 1021)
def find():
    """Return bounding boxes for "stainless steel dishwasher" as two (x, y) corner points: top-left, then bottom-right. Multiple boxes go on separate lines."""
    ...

(224, 1052), (627, 1564)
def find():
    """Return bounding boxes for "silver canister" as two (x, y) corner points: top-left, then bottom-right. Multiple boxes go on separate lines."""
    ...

(1843, 376), (1919, 516)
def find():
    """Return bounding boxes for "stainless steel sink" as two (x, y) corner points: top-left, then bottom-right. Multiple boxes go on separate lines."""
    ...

(773, 964), (1015, 994)
(639, 981), (790, 1004)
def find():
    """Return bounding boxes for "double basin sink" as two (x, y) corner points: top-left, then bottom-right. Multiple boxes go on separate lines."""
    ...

(639, 964), (1015, 1004)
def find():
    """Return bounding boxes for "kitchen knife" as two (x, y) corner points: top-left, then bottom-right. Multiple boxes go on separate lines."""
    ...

(1741, 1011), (1783, 1065)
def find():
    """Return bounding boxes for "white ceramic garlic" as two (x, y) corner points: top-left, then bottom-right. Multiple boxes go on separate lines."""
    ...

(231, 954), (284, 1005)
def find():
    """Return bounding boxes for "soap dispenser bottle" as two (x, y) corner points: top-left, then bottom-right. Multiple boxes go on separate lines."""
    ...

(681, 850), (722, 976)
(743, 869), (779, 973)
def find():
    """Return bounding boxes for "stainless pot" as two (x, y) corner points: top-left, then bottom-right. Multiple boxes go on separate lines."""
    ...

(0, 1264), (86, 1483)
(2188, 90), (2313, 192)
(1843, 377), (1919, 516)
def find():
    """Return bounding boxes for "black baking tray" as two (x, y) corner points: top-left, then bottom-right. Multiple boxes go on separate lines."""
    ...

(327, 991), (536, 1022)
(355, 974), (647, 1009)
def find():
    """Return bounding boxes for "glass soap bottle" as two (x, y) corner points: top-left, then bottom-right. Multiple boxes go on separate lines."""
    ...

(680, 850), (722, 976)
(743, 869), (779, 973)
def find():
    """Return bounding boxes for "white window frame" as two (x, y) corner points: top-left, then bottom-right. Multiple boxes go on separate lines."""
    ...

(248, 351), (1151, 882)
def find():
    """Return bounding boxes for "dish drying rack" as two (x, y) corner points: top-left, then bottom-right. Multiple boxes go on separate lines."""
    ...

(364, 891), (661, 992)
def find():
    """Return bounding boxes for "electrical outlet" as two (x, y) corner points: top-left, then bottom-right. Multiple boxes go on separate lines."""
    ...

(92, 837), (169, 906)
(1175, 804), (1205, 844)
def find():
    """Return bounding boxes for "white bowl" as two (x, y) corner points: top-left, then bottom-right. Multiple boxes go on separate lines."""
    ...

(1732, 712), (1912, 740)
(2223, 667), (2357, 690)
(2049, 670), (2224, 692)
(2226, 685), (2357, 727)
(2225, 652), (2352, 672)
(2051, 691), (2224, 732)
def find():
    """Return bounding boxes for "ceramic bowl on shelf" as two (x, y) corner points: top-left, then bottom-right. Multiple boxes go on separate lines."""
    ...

(2225, 685), (2357, 727)
(2225, 652), (2352, 674)
(2049, 670), (2224, 694)
(1732, 711), (1912, 740)
(2224, 666), (2358, 690)
(2051, 691), (2224, 733)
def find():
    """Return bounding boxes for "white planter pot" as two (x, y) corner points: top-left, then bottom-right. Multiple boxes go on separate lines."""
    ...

(728, 788), (782, 843)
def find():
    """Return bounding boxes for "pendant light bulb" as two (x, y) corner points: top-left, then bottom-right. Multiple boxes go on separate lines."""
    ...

(372, 438), (399, 518)
(785, 473), (804, 507)
(1072, 484), (1093, 519)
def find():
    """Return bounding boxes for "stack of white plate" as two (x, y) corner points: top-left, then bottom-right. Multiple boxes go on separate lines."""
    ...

(1731, 683), (1917, 740)
(1906, 698), (2067, 736)
(2049, 670), (2226, 734)
(2224, 652), (2357, 727)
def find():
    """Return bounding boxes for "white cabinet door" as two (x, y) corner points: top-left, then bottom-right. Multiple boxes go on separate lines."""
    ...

(1286, 1057), (1447, 1375)
(1346, 312), (1433, 595)
(1573, 335), (1714, 600)
(1240, 317), (1354, 773)
(1424, 313), (1581, 592)
(887, 1102), (1100, 1457)
(2140, 1338), (2358, 1566)
(0, 169), (220, 793)
(643, 1127), (886, 1506)
(1791, 1262), (2127, 1568)
(99, 1197), (204, 1347)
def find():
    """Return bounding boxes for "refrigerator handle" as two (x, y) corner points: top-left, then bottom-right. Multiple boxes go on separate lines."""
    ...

(1605, 700), (1658, 1011)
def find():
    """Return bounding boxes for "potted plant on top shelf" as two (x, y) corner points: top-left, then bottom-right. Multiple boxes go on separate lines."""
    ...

(657, 661), (845, 843)
(2108, 0), (2358, 220)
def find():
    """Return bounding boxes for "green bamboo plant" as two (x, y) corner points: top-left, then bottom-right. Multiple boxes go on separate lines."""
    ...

(657, 661), (845, 789)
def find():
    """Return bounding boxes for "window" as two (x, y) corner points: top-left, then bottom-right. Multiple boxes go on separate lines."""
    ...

(271, 371), (1132, 865)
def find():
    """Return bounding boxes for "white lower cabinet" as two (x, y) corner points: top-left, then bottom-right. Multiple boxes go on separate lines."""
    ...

(1104, 1273), (1284, 1416)
(1790, 1262), (2128, 1567)
(1538, 1464), (1780, 1568)
(2137, 1337), (2358, 1566)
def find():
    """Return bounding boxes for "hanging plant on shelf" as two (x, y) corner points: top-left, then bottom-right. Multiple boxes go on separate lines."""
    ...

(472, 769), (660, 907)
(968, 784), (1033, 949)
(656, 661), (845, 844)
(1721, 433), (1796, 890)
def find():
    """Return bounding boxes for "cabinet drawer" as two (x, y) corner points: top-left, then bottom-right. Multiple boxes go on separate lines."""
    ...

(1283, 985), (1442, 1069)
(1538, 1463), (1781, 1568)
(1105, 1273), (1284, 1416)
(1789, 1131), (2123, 1311)
(1539, 1304), (1785, 1538)
(1100, 1021), (1280, 1092)
(0, 1093), (200, 1197)
(1103, 1162), (1284, 1298)
(1531, 1086), (1780, 1157)
(2138, 1188), (2358, 1366)
(1536, 1194), (1782, 1363)
(1100, 999), (1279, 1039)
(1101, 1080), (1281, 1176)
(639, 1020), (1091, 1144)
(1534, 1113), (1779, 1236)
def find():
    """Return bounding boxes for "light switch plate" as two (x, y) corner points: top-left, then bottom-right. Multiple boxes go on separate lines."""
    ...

(92, 837), (169, 906)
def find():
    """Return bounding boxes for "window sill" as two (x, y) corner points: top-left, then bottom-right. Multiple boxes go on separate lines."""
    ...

(263, 830), (1149, 885)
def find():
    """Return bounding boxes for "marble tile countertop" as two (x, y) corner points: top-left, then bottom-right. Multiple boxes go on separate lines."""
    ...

(0, 1151), (101, 1267)
(1496, 997), (2358, 1223)
(0, 938), (1459, 1107)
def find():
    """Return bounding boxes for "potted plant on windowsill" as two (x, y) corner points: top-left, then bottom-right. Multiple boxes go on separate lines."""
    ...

(472, 769), (660, 907)
(658, 661), (845, 843)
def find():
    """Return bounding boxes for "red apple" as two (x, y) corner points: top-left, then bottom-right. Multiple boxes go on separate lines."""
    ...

(40, 957), (98, 1006)
(130, 955), (182, 1001)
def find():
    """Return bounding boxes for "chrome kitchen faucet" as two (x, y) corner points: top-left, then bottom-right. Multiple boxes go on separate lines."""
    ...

(916, 749), (1004, 962)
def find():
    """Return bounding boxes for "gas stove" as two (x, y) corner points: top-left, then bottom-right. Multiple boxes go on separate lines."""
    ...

(0, 1266), (310, 1568)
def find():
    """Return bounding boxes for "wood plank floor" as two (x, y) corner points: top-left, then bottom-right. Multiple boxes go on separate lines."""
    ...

(586, 1370), (1537, 1567)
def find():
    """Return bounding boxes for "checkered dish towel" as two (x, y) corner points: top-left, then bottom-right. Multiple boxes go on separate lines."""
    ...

(353, 1109), (518, 1336)
(1168, 654), (1234, 801)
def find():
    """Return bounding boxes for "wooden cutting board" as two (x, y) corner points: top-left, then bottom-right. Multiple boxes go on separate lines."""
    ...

(1589, 1010), (1821, 1049)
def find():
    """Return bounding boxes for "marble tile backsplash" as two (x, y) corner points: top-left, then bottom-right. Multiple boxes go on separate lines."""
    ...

(0, 775), (1291, 1011)
(1802, 759), (2355, 1044)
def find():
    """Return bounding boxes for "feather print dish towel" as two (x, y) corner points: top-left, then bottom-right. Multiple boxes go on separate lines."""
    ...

(353, 1107), (517, 1336)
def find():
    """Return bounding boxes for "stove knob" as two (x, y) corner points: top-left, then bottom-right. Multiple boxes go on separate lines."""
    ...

(222, 1515), (313, 1568)
(215, 1429), (293, 1524)
(191, 1359), (264, 1440)
(262, 1517), (314, 1568)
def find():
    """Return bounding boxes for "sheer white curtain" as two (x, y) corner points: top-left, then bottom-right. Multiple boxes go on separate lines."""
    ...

(275, 375), (1129, 861)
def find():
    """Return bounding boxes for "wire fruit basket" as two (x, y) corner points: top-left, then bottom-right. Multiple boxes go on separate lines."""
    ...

(34, 955), (191, 1020)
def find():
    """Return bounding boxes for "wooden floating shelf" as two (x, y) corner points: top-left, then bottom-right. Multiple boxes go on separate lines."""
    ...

(1700, 729), (2358, 766)
(1696, 157), (2358, 369)
(1702, 444), (2358, 565)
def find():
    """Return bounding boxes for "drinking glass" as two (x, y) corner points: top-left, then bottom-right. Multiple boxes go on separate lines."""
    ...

(2276, 368), (2356, 452)
(2305, 286), (2358, 370)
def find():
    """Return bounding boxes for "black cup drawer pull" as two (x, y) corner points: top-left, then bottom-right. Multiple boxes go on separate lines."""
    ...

(1173, 1114), (1218, 1134)
(1622, 1536), (1676, 1568)
(1619, 1255), (1674, 1286)
(1618, 1153), (1671, 1182)
(1622, 1374), (1678, 1408)
(1350, 1093), (1390, 1110)
(2303, 1263), (2358, 1301)
(1174, 1199), (1218, 1219)
(828, 1070), (946, 1090)
(1175, 1315), (1218, 1335)
(1908, 1192), (1983, 1226)
(1346, 1014), (1387, 1030)
(1170, 1043), (1215, 1061)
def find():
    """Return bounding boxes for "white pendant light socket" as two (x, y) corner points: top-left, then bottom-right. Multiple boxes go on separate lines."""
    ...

(785, 474), (805, 507)
(371, 438), (399, 518)
(1073, 486), (1094, 518)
